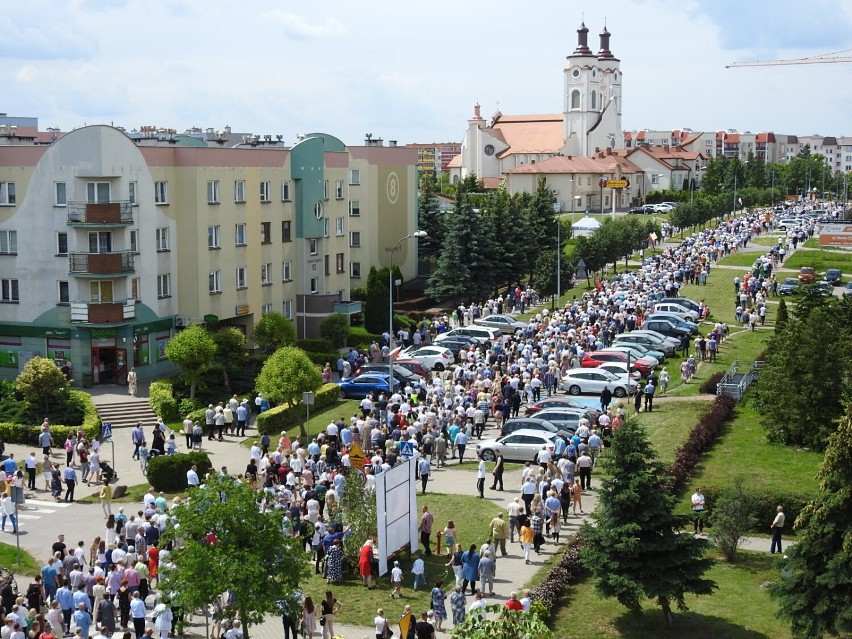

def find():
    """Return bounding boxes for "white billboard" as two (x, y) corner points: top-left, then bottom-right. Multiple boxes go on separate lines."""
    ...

(375, 460), (418, 576)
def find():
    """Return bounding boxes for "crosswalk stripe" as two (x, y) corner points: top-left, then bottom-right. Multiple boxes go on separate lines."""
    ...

(26, 499), (73, 508)
(17, 514), (42, 520)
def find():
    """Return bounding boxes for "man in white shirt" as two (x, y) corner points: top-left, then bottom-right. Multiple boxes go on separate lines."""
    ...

(519, 589), (532, 612)
(24, 452), (38, 490)
(507, 498), (523, 543)
(186, 465), (200, 487)
(691, 487), (705, 534)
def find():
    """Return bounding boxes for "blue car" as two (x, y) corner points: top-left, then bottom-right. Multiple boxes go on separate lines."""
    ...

(337, 374), (399, 399)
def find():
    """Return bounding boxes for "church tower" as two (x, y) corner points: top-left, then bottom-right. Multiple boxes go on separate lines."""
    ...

(562, 23), (623, 156)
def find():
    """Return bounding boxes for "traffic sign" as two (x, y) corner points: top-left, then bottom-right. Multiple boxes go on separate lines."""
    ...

(101, 423), (113, 441)
(607, 179), (630, 189)
(348, 442), (367, 471)
(598, 178), (608, 188)
(399, 441), (415, 458)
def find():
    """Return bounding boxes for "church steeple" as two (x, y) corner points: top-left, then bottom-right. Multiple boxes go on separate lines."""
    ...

(598, 26), (615, 60)
(569, 22), (593, 58)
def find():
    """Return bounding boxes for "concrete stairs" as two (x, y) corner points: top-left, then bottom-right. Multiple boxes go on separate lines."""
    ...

(95, 398), (160, 429)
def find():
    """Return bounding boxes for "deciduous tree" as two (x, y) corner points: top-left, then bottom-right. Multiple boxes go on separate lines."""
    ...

(450, 605), (553, 639)
(319, 313), (350, 348)
(164, 325), (216, 400)
(255, 347), (322, 442)
(707, 477), (760, 561)
(252, 312), (296, 353)
(212, 327), (247, 391)
(15, 356), (70, 416)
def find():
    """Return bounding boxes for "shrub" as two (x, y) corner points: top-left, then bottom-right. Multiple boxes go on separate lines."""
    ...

(699, 371), (725, 395)
(0, 389), (99, 445)
(178, 398), (200, 417)
(707, 477), (761, 561)
(255, 383), (341, 437)
(305, 352), (342, 367)
(297, 339), (334, 353)
(149, 380), (179, 422)
(146, 451), (212, 492)
(529, 535), (587, 618)
(319, 313), (351, 348)
(668, 395), (736, 493)
(702, 485), (810, 536)
(15, 356), (70, 416)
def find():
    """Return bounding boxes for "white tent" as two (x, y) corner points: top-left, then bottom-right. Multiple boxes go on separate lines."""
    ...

(571, 216), (602, 237)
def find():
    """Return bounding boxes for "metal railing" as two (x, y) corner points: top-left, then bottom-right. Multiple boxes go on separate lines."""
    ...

(717, 359), (765, 401)
(69, 251), (134, 274)
(67, 201), (134, 225)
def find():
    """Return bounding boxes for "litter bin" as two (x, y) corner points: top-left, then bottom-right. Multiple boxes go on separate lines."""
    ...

(82, 373), (94, 389)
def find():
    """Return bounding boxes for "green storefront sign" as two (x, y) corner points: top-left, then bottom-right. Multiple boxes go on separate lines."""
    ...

(134, 318), (174, 335)
(91, 328), (118, 338)
(0, 325), (70, 339)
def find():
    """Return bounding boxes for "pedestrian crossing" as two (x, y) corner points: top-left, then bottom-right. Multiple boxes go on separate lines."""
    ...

(14, 498), (73, 522)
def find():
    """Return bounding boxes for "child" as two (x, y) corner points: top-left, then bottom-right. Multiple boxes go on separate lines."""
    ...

(390, 560), (403, 599)
(442, 521), (457, 556)
(138, 442), (149, 472)
(165, 434), (177, 456)
(192, 423), (203, 450)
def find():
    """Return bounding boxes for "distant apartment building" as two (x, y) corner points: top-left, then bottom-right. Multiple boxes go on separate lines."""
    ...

(404, 142), (461, 177)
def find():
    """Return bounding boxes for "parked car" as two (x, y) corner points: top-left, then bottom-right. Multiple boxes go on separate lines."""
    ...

(432, 338), (477, 359)
(779, 277), (800, 296)
(580, 351), (656, 376)
(530, 409), (582, 435)
(396, 345), (455, 371)
(613, 333), (676, 357)
(812, 281), (834, 297)
(434, 326), (502, 345)
(659, 297), (701, 315)
(798, 266), (816, 283)
(356, 363), (422, 386)
(524, 397), (602, 422)
(560, 369), (637, 397)
(501, 417), (573, 439)
(651, 302), (699, 323)
(646, 312), (699, 334)
(337, 374), (400, 398)
(639, 319), (691, 341)
(628, 207), (651, 215)
(476, 430), (557, 463)
(653, 203), (674, 213)
(603, 343), (665, 364)
(844, 282), (852, 297)
(824, 268), (843, 285)
(596, 361), (642, 380)
(391, 360), (431, 378)
(473, 314), (528, 334)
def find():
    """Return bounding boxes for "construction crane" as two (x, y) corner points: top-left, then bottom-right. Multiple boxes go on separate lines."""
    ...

(726, 48), (852, 68)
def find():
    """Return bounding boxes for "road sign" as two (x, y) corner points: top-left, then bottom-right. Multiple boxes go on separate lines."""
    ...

(348, 442), (367, 471)
(399, 441), (415, 458)
(302, 391), (315, 405)
(598, 178), (608, 188)
(101, 423), (113, 441)
(607, 179), (630, 189)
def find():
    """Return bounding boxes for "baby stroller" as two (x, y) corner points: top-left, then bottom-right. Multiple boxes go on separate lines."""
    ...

(101, 461), (118, 484)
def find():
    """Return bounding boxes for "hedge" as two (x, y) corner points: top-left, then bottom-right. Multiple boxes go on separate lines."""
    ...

(306, 352), (342, 367)
(146, 451), (212, 492)
(529, 535), (587, 619)
(255, 383), (341, 437)
(702, 485), (810, 535)
(297, 338), (334, 353)
(149, 380), (179, 422)
(699, 371), (725, 395)
(0, 389), (100, 445)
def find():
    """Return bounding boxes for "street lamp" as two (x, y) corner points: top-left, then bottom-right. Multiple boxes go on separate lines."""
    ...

(387, 230), (427, 393)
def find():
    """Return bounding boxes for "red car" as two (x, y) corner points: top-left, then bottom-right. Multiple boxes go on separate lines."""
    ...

(580, 351), (656, 376)
(392, 359), (431, 378)
(797, 266), (816, 283)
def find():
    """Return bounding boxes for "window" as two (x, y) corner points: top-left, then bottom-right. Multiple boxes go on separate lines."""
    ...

(260, 181), (271, 203)
(261, 262), (272, 285)
(324, 254), (330, 276)
(336, 253), (345, 274)
(207, 180), (220, 204)
(0, 230), (16, 255)
(56, 232), (68, 256)
(131, 277), (140, 300)
(156, 274), (171, 298)
(262, 303), (272, 316)
(335, 179), (344, 199)
(55, 182), (67, 206)
(282, 261), (292, 282)
(591, 91), (597, 110)
(309, 277), (318, 294)
(281, 181), (291, 201)
(89, 280), (113, 303)
(323, 217), (329, 238)
(154, 181), (168, 204)
(350, 231), (361, 247)
(208, 270), (221, 294)
(571, 89), (580, 110)
(1, 279), (19, 302)
(351, 261), (361, 278)
(349, 169), (360, 186)
(323, 180), (329, 200)
(57, 281), (69, 305)
(235, 223), (246, 246)
(87, 182), (110, 203)
(129, 229), (139, 253)
(235, 267), (247, 289)
(283, 299), (293, 319)
(89, 231), (112, 253)
(651, 174), (660, 185)
(349, 200), (360, 217)
(208, 225), (221, 249)
(129, 181), (137, 205)
(155, 227), (169, 252)
(309, 239), (318, 255)
(335, 217), (344, 236)
(261, 222), (271, 244)
(0, 183), (16, 205)
(234, 180), (246, 203)
(281, 220), (292, 242)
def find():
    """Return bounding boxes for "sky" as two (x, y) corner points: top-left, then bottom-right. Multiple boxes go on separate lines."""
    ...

(4, 0), (852, 146)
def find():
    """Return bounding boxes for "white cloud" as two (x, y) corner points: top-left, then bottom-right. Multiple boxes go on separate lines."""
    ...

(263, 10), (350, 39)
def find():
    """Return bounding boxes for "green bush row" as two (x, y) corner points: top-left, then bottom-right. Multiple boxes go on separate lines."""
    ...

(146, 451), (213, 492)
(297, 338), (334, 353)
(701, 484), (810, 535)
(149, 380), (179, 422)
(305, 352), (341, 367)
(0, 390), (100, 445)
(255, 383), (341, 437)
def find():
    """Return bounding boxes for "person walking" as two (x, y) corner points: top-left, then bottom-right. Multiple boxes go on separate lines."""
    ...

(63, 464), (77, 502)
(418, 456), (430, 494)
(770, 505), (785, 554)
(489, 513), (508, 557)
(98, 482), (112, 518)
(320, 591), (341, 639)
(1, 494), (17, 534)
(24, 452), (38, 491)
(519, 519), (534, 565)
(129, 591), (146, 639)
(460, 544), (480, 595)
(475, 454), (486, 498)
(419, 506), (433, 556)
(127, 368), (138, 397)
(490, 452), (504, 491)
(691, 487), (705, 534)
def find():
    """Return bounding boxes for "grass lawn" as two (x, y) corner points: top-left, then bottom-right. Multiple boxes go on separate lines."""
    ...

(551, 550), (793, 639)
(0, 540), (41, 576)
(298, 492), (500, 627)
(717, 252), (768, 268)
(749, 234), (786, 247)
(687, 400), (822, 498)
(77, 483), (186, 504)
(241, 399), (362, 449)
(631, 400), (710, 465)
(781, 248), (852, 272)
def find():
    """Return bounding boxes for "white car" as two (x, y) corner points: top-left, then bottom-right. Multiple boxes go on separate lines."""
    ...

(603, 344), (663, 366)
(652, 302), (699, 323)
(435, 326), (502, 345)
(596, 362), (642, 380)
(560, 369), (638, 397)
(653, 203), (674, 213)
(397, 345), (455, 371)
(476, 429), (557, 463)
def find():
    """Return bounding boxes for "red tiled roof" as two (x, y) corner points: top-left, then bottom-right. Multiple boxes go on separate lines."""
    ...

(504, 154), (643, 175)
(637, 131), (646, 140)
(446, 154), (462, 169)
(487, 114), (564, 157)
(624, 131), (633, 140)
(755, 132), (775, 143)
(726, 133), (741, 143)
(682, 132), (702, 147)
(481, 177), (505, 189)
(716, 131), (725, 140)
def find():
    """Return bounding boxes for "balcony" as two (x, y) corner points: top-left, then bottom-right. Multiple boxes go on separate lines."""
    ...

(69, 251), (134, 276)
(70, 299), (136, 324)
(67, 201), (133, 225)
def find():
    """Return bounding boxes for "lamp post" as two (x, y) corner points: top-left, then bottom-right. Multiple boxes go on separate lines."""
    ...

(387, 230), (427, 393)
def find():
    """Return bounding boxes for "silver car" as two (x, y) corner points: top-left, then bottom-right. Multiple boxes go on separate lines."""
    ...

(476, 429), (557, 463)
(473, 314), (528, 334)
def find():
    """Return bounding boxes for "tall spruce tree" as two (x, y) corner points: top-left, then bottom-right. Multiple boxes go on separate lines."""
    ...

(418, 174), (444, 260)
(769, 406), (852, 638)
(580, 419), (716, 627)
(525, 177), (558, 279)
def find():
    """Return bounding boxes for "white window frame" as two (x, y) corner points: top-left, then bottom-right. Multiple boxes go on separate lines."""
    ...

(56, 232), (68, 256)
(0, 182), (16, 206)
(323, 180), (329, 200)
(129, 181), (138, 205)
(89, 231), (112, 254)
(282, 261), (292, 282)
(349, 200), (360, 217)
(57, 280), (70, 305)
(209, 270), (221, 294)
(350, 231), (361, 247)
(260, 181), (271, 203)
(350, 261), (361, 278)
(335, 217), (344, 236)
(348, 169), (360, 186)
(155, 227), (170, 252)
(157, 273), (171, 298)
(323, 217), (329, 238)
(89, 280), (113, 303)
(235, 223), (247, 246)
(131, 277), (140, 301)
(154, 181), (168, 205)
(55, 182), (67, 207)
(283, 299), (293, 319)
(208, 225), (221, 249)
(0, 279), (19, 302)
(309, 277), (319, 294)
(281, 181), (291, 201)
(129, 229), (139, 254)
(236, 266), (248, 290)
(0, 230), (17, 255)
(309, 239), (318, 255)
(86, 182), (110, 203)
(261, 221), (272, 244)
(262, 303), (273, 316)
(234, 180), (246, 203)
(282, 220), (292, 242)
(336, 252), (345, 274)
(207, 180), (220, 204)
(261, 263), (272, 286)
(335, 179), (344, 199)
